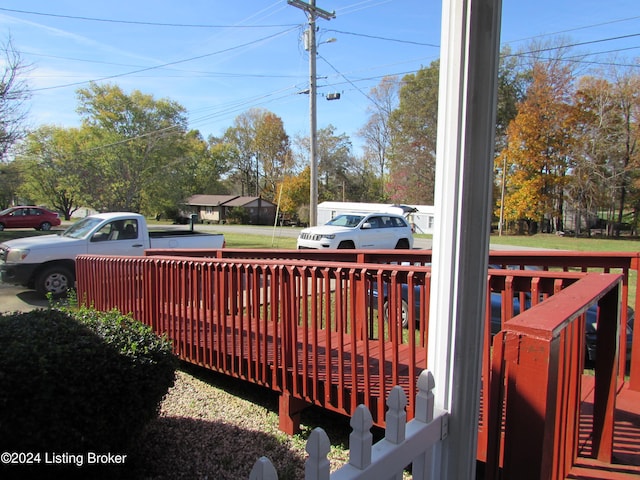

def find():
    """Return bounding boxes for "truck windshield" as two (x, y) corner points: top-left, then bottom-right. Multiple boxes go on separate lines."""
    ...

(326, 215), (364, 227)
(62, 217), (104, 239)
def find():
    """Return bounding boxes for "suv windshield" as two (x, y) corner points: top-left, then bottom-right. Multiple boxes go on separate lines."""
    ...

(62, 217), (104, 239)
(326, 215), (364, 228)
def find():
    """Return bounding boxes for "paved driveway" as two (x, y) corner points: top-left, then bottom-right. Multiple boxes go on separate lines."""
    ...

(0, 284), (49, 313)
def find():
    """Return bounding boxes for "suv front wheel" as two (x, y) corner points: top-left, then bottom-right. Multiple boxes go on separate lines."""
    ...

(395, 238), (410, 249)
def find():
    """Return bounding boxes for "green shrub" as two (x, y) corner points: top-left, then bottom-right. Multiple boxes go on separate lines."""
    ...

(227, 206), (250, 224)
(0, 307), (177, 475)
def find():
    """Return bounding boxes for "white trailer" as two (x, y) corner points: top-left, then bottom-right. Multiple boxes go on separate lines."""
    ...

(317, 201), (435, 234)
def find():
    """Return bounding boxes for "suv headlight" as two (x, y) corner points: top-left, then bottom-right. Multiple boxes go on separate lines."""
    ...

(6, 248), (30, 262)
(319, 234), (335, 239)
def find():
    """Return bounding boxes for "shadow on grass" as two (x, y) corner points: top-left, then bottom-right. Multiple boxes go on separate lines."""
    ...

(178, 363), (357, 446)
(128, 416), (306, 480)
(126, 362), (360, 480)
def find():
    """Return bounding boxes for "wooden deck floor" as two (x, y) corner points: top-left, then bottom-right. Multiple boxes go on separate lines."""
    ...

(164, 312), (640, 479)
(164, 312), (427, 422)
(568, 378), (640, 479)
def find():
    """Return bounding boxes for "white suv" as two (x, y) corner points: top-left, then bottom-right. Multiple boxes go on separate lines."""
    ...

(297, 212), (413, 249)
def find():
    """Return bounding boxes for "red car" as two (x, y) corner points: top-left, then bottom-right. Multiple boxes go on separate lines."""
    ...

(0, 206), (61, 231)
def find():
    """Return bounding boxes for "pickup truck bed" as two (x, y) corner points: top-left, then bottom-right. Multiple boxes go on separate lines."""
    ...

(149, 230), (210, 237)
(0, 212), (225, 297)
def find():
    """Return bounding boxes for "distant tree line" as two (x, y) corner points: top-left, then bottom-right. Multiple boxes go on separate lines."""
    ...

(1, 36), (638, 234)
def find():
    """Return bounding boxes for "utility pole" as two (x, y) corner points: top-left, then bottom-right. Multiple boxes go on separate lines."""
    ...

(498, 154), (506, 236)
(288, 0), (335, 226)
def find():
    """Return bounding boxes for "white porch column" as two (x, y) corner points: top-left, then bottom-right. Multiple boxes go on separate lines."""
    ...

(428, 0), (502, 478)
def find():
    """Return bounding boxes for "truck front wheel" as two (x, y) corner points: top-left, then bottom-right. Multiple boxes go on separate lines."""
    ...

(337, 240), (355, 249)
(35, 266), (75, 298)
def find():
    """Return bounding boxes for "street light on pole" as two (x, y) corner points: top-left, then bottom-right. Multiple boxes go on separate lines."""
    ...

(288, 0), (335, 227)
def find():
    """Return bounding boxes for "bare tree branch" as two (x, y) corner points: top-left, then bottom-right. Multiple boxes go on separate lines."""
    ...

(0, 35), (31, 161)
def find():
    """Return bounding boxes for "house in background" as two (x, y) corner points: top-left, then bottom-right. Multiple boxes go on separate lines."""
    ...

(184, 194), (277, 225)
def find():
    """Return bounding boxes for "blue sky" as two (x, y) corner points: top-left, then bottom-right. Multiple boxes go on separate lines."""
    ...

(1, 1), (639, 154)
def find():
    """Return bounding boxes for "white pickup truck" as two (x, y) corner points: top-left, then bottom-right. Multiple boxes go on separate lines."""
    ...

(0, 212), (225, 297)
(297, 211), (413, 250)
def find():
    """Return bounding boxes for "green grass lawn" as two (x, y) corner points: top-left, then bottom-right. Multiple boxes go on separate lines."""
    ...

(489, 232), (640, 252)
(223, 232), (298, 249)
(4, 227), (638, 252)
(0, 229), (63, 242)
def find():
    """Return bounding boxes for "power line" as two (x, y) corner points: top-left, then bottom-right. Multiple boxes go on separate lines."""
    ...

(317, 53), (377, 105)
(23, 50), (303, 79)
(505, 15), (640, 45)
(29, 27), (299, 92)
(335, 0), (394, 17)
(326, 27), (640, 56)
(0, 6), (297, 28)
(509, 32), (640, 56)
(325, 29), (438, 48)
(11, 3), (640, 150)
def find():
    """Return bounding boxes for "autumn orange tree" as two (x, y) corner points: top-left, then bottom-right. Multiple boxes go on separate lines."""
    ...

(277, 166), (310, 224)
(496, 59), (578, 234)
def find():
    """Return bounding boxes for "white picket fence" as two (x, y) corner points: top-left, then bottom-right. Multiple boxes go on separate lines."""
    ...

(249, 370), (449, 480)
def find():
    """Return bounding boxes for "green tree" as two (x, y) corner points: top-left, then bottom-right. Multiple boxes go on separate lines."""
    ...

(296, 125), (363, 202)
(195, 136), (236, 195)
(387, 62), (440, 204)
(135, 131), (237, 219)
(15, 126), (89, 219)
(495, 46), (530, 149)
(75, 82), (190, 214)
(224, 109), (262, 197)
(316, 125), (355, 201)
(0, 160), (22, 209)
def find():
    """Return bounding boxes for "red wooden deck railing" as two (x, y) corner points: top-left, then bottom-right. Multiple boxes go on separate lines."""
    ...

(145, 248), (640, 389)
(486, 273), (623, 479)
(74, 250), (637, 479)
(77, 255), (432, 427)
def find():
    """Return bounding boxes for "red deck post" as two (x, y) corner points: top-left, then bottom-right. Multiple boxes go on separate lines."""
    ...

(591, 284), (620, 462)
(630, 254), (640, 392)
(501, 331), (557, 480)
(278, 392), (308, 435)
